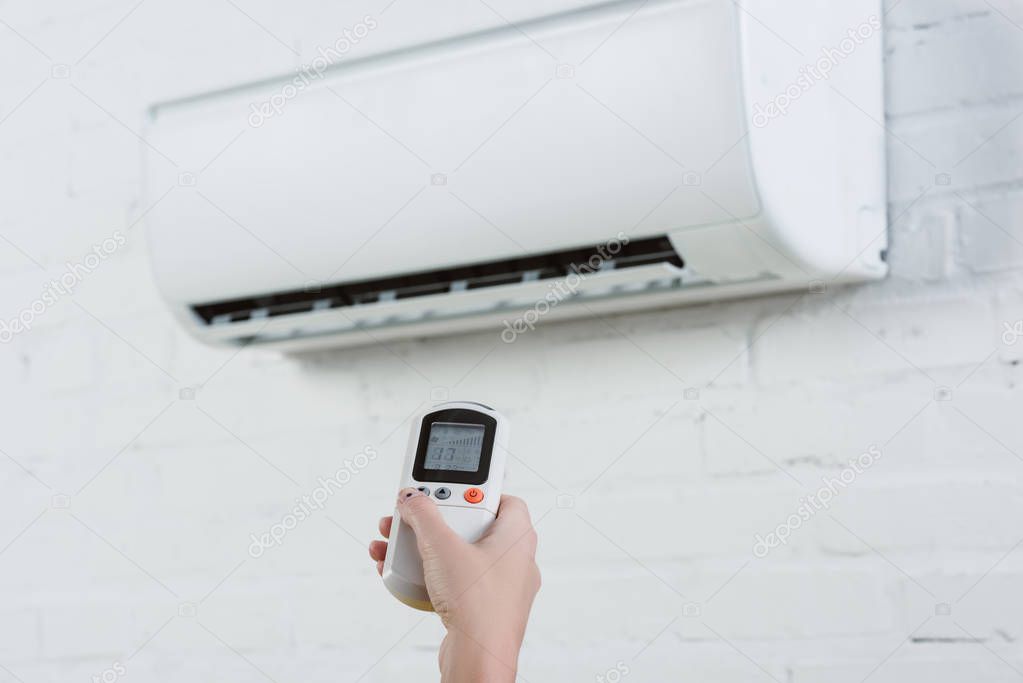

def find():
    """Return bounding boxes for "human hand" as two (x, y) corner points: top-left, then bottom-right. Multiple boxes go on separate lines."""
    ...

(369, 489), (541, 682)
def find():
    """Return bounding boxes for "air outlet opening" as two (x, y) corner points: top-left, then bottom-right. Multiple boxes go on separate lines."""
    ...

(192, 235), (683, 326)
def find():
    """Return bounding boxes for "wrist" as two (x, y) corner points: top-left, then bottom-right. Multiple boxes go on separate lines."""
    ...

(440, 628), (522, 683)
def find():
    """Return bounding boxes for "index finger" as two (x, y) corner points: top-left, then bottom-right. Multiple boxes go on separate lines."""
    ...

(488, 495), (534, 538)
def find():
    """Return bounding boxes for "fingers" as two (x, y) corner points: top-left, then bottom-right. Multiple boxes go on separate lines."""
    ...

(371, 519), (392, 576)
(481, 495), (537, 554)
(489, 495), (533, 537)
(369, 539), (388, 562)
(396, 487), (460, 553)
(376, 492), (533, 570)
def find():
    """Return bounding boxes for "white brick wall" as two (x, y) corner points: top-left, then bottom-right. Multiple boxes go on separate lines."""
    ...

(1, 0), (1022, 681)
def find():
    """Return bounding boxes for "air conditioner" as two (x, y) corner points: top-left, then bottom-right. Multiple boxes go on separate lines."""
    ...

(144, 0), (886, 350)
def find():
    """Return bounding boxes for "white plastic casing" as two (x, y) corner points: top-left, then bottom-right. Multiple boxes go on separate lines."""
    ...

(382, 402), (509, 611)
(144, 0), (887, 350)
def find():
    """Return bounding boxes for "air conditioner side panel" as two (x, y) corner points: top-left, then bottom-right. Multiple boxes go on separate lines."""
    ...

(735, 0), (888, 282)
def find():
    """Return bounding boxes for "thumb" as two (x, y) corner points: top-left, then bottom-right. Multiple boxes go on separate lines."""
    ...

(396, 488), (459, 554)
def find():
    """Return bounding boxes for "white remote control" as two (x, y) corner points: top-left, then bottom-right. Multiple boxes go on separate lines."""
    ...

(382, 401), (509, 611)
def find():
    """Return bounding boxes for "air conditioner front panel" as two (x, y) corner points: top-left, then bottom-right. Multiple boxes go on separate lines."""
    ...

(147, 0), (758, 306)
(145, 0), (887, 349)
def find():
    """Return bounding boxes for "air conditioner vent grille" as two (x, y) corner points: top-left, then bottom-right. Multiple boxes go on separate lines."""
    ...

(192, 235), (683, 326)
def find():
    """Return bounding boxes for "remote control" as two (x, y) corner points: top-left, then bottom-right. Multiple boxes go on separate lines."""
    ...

(382, 401), (509, 610)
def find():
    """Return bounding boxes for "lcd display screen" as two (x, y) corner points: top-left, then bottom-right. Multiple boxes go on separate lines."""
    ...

(423, 422), (486, 472)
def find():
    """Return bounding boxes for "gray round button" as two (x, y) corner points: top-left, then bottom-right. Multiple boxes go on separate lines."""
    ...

(417, 486), (430, 496)
(434, 487), (451, 500)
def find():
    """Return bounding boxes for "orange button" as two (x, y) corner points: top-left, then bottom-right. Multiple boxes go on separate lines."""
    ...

(464, 487), (484, 504)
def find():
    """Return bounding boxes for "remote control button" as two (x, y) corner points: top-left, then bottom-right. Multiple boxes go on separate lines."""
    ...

(434, 487), (451, 500)
(464, 487), (484, 504)
(416, 486), (430, 496)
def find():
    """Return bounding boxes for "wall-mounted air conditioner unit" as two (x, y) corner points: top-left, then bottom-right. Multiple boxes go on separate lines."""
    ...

(144, 0), (886, 350)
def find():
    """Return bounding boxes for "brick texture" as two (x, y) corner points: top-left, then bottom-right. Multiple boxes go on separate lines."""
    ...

(0, 0), (1021, 681)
